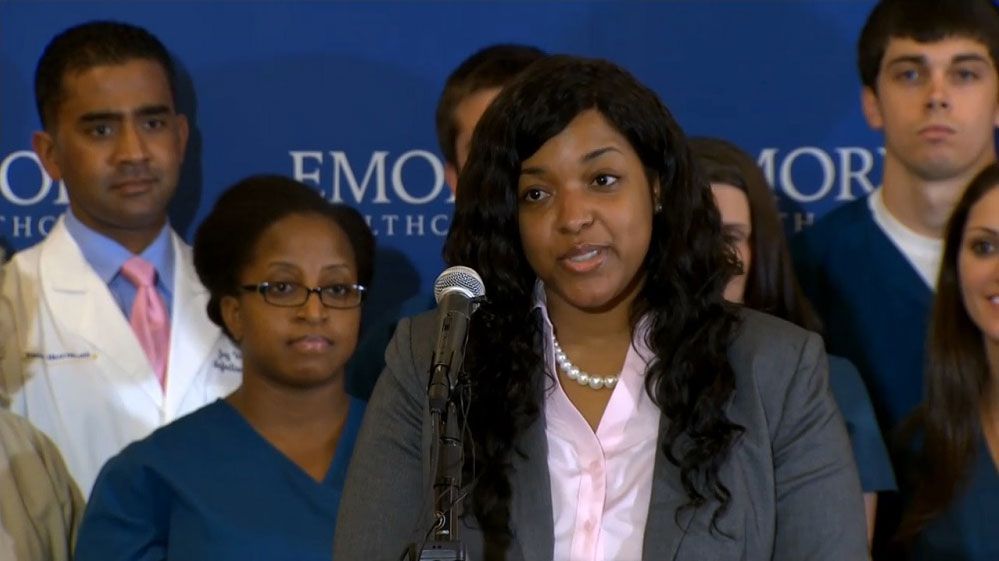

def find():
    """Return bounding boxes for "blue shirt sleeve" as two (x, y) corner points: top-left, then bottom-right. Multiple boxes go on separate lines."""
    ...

(75, 443), (170, 561)
(827, 355), (897, 493)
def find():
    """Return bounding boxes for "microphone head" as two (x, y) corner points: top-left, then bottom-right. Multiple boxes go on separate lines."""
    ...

(434, 265), (486, 303)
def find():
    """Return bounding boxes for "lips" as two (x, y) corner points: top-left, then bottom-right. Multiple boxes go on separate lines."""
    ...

(289, 335), (333, 353)
(918, 124), (956, 141)
(110, 177), (158, 194)
(558, 244), (607, 273)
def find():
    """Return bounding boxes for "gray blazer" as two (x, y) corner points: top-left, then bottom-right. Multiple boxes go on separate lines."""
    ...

(335, 309), (868, 560)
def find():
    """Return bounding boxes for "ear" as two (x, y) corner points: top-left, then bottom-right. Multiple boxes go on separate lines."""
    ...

(175, 113), (190, 155)
(32, 130), (62, 181)
(444, 162), (459, 195)
(220, 294), (244, 342)
(652, 180), (662, 211)
(861, 87), (884, 130)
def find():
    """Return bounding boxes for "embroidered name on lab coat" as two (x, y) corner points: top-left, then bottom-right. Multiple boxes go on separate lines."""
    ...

(212, 348), (241, 374)
(25, 351), (95, 362)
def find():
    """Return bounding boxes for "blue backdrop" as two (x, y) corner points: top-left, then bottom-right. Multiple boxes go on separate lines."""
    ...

(0, 0), (882, 321)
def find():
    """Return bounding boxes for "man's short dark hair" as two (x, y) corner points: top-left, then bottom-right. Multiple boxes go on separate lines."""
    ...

(858, 0), (999, 90)
(34, 20), (177, 130)
(434, 44), (545, 166)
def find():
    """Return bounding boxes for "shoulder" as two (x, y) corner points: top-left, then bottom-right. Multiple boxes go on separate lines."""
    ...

(729, 308), (819, 367)
(793, 197), (873, 253)
(399, 308), (437, 333)
(811, 197), (873, 231)
(0, 409), (51, 453)
(392, 309), (437, 367)
(827, 356), (865, 395)
(2, 241), (45, 281)
(728, 309), (826, 409)
(2, 219), (85, 294)
(109, 401), (228, 467)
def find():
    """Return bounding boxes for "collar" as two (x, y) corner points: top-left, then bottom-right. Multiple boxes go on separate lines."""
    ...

(63, 208), (175, 291)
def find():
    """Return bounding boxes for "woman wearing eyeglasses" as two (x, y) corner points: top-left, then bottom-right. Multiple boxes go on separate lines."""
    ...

(75, 175), (373, 561)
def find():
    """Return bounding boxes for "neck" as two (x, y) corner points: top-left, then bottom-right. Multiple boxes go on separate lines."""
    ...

(880, 156), (992, 239)
(546, 292), (636, 348)
(117, 231), (163, 255)
(228, 371), (349, 436)
(69, 205), (167, 254)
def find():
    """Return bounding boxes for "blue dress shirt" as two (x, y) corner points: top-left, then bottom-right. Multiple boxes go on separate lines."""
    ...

(63, 209), (175, 317)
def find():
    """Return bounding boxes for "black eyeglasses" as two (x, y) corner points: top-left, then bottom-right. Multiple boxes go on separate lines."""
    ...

(240, 282), (366, 309)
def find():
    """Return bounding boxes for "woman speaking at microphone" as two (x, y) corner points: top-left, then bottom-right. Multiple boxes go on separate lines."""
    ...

(76, 176), (372, 560)
(335, 56), (867, 560)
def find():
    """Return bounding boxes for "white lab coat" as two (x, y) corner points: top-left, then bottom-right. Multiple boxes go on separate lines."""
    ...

(0, 217), (242, 497)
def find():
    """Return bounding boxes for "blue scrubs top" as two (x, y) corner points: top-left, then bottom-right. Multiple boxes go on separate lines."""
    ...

(910, 433), (999, 561)
(793, 197), (932, 430)
(75, 397), (365, 561)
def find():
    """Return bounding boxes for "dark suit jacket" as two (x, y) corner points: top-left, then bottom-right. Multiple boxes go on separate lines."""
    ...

(334, 309), (868, 560)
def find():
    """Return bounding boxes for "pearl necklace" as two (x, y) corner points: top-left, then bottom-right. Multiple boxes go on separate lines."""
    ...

(552, 336), (619, 390)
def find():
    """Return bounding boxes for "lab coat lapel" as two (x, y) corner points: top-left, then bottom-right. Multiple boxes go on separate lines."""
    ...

(162, 234), (219, 417)
(38, 219), (164, 409)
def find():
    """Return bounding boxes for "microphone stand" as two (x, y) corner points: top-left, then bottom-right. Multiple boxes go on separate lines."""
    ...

(408, 308), (471, 560)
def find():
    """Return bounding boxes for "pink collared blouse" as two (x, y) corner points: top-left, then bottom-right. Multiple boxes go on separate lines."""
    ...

(536, 294), (660, 561)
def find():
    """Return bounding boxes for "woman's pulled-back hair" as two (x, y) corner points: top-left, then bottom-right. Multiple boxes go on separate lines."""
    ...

(193, 174), (374, 339)
(444, 55), (742, 542)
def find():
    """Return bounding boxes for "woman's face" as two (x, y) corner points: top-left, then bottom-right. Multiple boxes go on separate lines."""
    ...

(517, 109), (656, 314)
(710, 183), (752, 303)
(222, 212), (361, 389)
(959, 186), (999, 347)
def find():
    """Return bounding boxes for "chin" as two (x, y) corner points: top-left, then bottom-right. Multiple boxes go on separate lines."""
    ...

(566, 291), (629, 313)
(280, 368), (344, 390)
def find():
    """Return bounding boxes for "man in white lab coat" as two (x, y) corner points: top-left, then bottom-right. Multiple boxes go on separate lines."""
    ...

(0, 21), (241, 497)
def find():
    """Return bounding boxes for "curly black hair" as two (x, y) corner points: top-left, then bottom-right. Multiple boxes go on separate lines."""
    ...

(444, 55), (743, 541)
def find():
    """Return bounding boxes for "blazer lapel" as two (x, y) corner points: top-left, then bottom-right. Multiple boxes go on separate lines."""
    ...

(642, 414), (694, 560)
(39, 219), (163, 408)
(509, 364), (554, 560)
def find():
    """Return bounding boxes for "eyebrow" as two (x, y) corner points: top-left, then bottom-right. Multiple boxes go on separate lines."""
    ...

(885, 53), (991, 67)
(78, 104), (172, 123)
(520, 145), (622, 176)
(952, 53), (991, 65)
(266, 261), (352, 272)
(581, 146), (621, 163)
(966, 225), (999, 236)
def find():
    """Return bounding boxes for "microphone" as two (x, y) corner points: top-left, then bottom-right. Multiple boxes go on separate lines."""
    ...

(427, 266), (485, 413)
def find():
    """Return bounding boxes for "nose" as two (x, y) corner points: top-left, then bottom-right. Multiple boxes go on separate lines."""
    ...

(297, 289), (328, 322)
(926, 73), (951, 111)
(556, 189), (594, 234)
(114, 121), (151, 164)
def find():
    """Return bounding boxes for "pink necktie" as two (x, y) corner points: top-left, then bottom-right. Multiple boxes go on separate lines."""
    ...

(121, 256), (170, 390)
